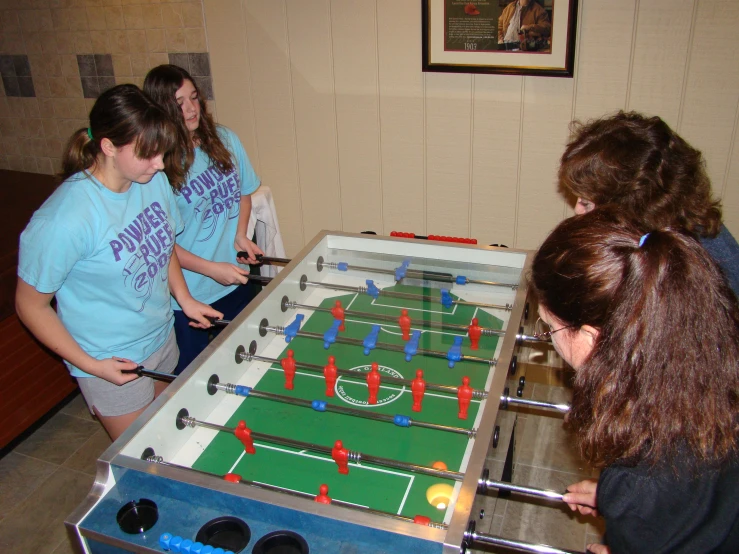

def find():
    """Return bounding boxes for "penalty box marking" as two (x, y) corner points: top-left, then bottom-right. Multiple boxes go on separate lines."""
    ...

(228, 443), (414, 515)
(370, 298), (458, 316)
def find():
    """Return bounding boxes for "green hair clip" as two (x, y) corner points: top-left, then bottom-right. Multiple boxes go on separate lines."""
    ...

(87, 127), (93, 140)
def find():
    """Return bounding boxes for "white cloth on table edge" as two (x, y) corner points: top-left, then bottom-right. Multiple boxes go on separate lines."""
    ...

(246, 184), (285, 278)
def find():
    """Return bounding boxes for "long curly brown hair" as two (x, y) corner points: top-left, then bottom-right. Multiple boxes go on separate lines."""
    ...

(531, 208), (739, 469)
(144, 64), (234, 191)
(559, 111), (722, 238)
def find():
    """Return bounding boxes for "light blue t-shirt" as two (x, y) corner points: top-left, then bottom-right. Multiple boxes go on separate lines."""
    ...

(18, 171), (183, 378)
(173, 125), (260, 308)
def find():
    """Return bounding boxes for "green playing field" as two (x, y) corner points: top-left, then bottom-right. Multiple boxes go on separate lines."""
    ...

(192, 283), (504, 522)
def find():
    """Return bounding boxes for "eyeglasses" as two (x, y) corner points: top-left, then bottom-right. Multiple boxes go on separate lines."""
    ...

(533, 317), (575, 340)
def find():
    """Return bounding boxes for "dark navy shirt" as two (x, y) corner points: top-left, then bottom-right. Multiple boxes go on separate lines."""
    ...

(701, 225), (739, 297)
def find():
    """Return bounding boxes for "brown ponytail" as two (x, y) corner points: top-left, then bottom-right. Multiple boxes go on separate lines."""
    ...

(59, 128), (100, 183)
(531, 208), (739, 469)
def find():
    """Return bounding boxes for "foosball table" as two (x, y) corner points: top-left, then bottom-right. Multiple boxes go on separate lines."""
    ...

(66, 231), (576, 554)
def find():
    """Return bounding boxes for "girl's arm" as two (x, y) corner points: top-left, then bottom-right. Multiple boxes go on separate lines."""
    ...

(234, 194), (264, 264)
(15, 278), (140, 384)
(174, 244), (249, 286)
(168, 248), (223, 327)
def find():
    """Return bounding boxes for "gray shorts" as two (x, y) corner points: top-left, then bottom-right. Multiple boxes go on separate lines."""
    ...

(76, 329), (179, 417)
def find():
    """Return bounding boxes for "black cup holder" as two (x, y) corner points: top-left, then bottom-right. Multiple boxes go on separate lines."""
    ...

(116, 498), (158, 534)
(252, 530), (309, 554)
(196, 516), (251, 553)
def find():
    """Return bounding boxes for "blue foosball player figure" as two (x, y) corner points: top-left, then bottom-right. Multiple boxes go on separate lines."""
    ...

(323, 319), (342, 349)
(284, 314), (304, 343)
(404, 330), (421, 362)
(447, 336), (463, 368)
(363, 324), (381, 355)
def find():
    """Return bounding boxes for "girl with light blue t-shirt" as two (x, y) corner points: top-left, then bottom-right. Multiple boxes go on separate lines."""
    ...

(16, 85), (222, 440)
(145, 65), (264, 374)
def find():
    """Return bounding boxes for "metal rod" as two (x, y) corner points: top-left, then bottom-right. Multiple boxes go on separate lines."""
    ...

(304, 280), (511, 311)
(143, 455), (447, 530)
(241, 351), (488, 399)
(288, 299), (478, 334)
(465, 277), (518, 288)
(179, 414), (464, 481)
(465, 531), (584, 554)
(322, 261), (518, 288)
(517, 333), (552, 344)
(478, 478), (564, 502)
(214, 382), (475, 437)
(502, 396), (570, 413)
(264, 325), (496, 367)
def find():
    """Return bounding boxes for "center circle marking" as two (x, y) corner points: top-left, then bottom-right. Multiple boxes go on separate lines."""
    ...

(336, 364), (405, 407)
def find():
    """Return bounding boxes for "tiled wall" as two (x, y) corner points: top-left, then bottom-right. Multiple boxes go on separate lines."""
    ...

(0, 0), (215, 175)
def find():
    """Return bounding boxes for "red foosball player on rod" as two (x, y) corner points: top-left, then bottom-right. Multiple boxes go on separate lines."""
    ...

(324, 355), (338, 397)
(367, 362), (381, 405)
(457, 376), (473, 420)
(315, 484), (332, 504)
(332, 440), (349, 474)
(234, 420), (256, 454)
(280, 349), (297, 390)
(411, 369), (426, 412)
(398, 308), (412, 341)
(468, 317), (482, 350)
(331, 300), (346, 331)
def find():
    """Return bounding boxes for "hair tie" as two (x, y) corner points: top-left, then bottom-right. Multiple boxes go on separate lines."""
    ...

(638, 233), (650, 248)
(87, 128), (93, 141)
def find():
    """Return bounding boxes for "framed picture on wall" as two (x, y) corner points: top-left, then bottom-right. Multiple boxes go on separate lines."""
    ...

(422, 0), (578, 77)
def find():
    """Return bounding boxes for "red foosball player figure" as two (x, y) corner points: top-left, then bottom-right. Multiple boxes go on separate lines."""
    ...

(398, 309), (412, 341)
(324, 355), (338, 397)
(234, 420), (256, 454)
(411, 369), (426, 412)
(468, 317), (482, 350)
(315, 484), (332, 504)
(457, 376), (473, 420)
(332, 440), (349, 474)
(331, 300), (346, 331)
(367, 362), (381, 405)
(280, 349), (297, 390)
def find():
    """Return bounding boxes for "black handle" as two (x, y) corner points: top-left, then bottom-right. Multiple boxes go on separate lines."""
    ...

(241, 253), (291, 265)
(121, 366), (176, 382)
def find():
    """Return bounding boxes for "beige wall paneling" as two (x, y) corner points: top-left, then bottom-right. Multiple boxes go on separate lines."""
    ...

(722, 109), (739, 235)
(627, 0), (695, 125)
(284, 0), (342, 242)
(330, 0), (382, 235)
(377, 0), (425, 236)
(241, 0), (303, 256)
(469, 74), (523, 248)
(425, 72), (473, 238)
(571, 0), (635, 121)
(679, 0), (739, 212)
(204, 0), (260, 172)
(515, 77), (575, 249)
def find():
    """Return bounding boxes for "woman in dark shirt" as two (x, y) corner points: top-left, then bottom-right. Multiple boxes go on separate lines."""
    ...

(531, 208), (739, 554)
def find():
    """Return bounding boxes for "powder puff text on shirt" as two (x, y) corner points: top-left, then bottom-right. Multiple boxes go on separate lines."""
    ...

(107, 201), (176, 311)
(180, 165), (241, 242)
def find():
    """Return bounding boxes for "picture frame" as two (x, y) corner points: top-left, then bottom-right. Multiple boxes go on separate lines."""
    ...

(422, 0), (579, 77)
